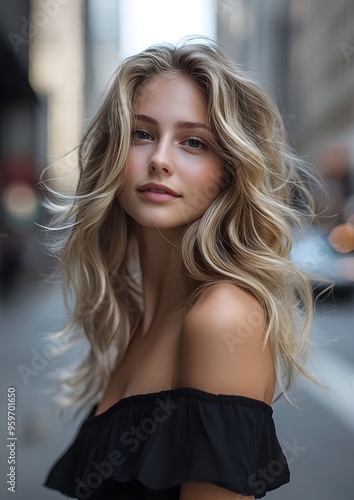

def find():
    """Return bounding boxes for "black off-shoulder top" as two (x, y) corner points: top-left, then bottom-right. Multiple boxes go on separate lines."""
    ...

(43, 387), (290, 499)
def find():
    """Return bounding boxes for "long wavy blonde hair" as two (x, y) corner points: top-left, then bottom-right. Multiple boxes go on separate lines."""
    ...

(42, 36), (329, 410)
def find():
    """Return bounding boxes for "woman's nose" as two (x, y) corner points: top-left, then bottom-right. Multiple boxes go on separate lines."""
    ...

(148, 140), (174, 174)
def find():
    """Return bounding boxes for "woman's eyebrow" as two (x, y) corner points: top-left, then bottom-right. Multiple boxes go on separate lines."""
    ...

(134, 114), (158, 125)
(134, 114), (210, 131)
(176, 120), (210, 131)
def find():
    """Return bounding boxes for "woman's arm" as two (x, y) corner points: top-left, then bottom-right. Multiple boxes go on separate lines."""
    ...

(180, 482), (254, 499)
(174, 283), (275, 500)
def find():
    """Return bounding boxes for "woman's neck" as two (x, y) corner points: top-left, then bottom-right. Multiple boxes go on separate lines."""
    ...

(133, 225), (199, 335)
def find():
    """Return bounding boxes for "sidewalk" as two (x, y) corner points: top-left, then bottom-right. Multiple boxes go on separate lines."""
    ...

(0, 273), (87, 500)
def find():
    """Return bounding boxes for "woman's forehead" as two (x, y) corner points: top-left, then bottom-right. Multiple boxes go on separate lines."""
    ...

(133, 74), (208, 119)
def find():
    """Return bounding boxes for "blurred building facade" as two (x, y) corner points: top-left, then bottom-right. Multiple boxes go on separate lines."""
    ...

(289, 0), (354, 156)
(85, 0), (120, 120)
(218, 0), (354, 253)
(0, 0), (42, 296)
(217, 0), (290, 112)
(288, 0), (354, 235)
(30, 0), (85, 191)
(0, 0), (86, 297)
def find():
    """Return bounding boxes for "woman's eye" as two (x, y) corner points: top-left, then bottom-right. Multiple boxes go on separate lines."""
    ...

(184, 138), (207, 150)
(132, 130), (153, 141)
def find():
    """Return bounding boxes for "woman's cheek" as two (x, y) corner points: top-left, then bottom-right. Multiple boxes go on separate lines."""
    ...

(187, 168), (222, 205)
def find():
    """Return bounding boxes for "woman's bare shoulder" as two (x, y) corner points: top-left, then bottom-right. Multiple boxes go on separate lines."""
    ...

(174, 281), (274, 404)
(185, 282), (264, 325)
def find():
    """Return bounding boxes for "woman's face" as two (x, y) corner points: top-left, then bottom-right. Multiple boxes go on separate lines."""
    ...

(118, 73), (224, 229)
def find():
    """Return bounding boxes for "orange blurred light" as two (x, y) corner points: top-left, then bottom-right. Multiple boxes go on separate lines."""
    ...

(2, 182), (37, 220)
(328, 223), (354, 253)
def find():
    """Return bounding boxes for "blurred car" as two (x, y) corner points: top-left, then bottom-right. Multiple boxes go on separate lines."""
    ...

(291, 226), (354, 293)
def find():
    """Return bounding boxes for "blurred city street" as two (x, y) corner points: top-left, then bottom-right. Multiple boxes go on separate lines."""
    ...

(0, 269), (353, 499)
(1, 0), (354, 499)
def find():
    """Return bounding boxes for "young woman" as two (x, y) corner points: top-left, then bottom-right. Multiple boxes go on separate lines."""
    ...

(43, 37), (322, 499)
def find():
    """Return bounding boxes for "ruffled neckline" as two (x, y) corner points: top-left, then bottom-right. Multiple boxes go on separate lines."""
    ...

(87, 386), (273, 424)
(44, 385), (288, 499)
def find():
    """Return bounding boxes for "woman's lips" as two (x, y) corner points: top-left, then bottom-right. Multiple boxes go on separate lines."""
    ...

(137, 190), (180, 202)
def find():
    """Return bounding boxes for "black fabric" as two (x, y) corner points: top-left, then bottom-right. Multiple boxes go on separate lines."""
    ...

(43, 387), (290, 499)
